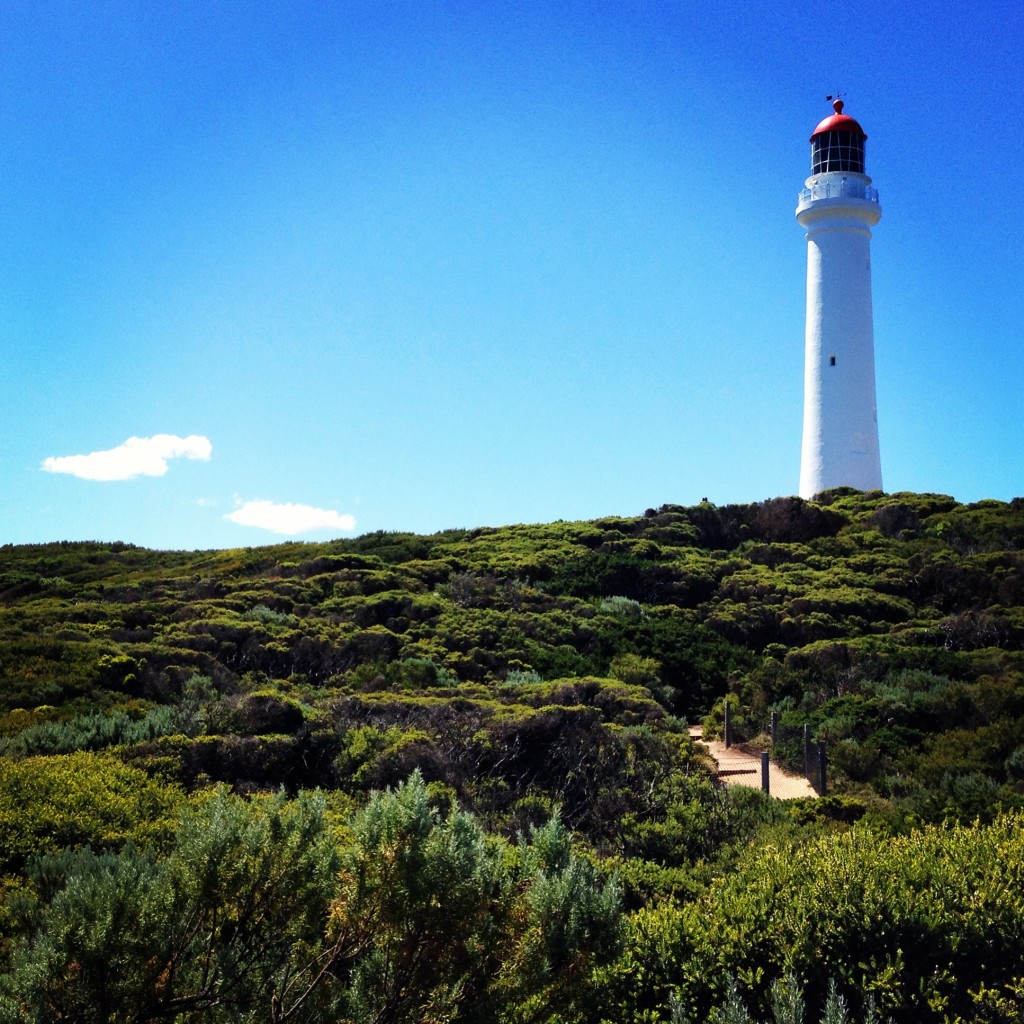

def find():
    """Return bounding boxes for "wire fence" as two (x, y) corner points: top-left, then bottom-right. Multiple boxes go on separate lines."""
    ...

(722, 705), (828, 795)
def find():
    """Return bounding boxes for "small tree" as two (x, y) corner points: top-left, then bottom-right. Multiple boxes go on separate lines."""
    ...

(329, 772), (623, 1024)
(0, 788), (340, 1023)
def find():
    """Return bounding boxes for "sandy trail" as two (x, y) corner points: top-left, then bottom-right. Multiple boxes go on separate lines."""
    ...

(689, 725), (817, 800)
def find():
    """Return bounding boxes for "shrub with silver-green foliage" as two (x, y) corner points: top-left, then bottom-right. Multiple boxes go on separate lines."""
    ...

(335, 772), (622, 1024)
(242, 603), (298, 627)
(672, 976), (891, 1024)
(505, 668), (544, 685)
(0, 774), (622, 1024)
(0, 705), (186, 757)
(768, 973), (805, 1024)
(598, 595), (645, 619)
(0, 787), (339, 1023)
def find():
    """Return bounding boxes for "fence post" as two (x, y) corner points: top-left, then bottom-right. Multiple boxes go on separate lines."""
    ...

(803, 723), (812, 779)
(761, 751), (770, 796)
(724, 701), (732, 749)
(770, 711), (778, 745)
(818, 740), (828, 796)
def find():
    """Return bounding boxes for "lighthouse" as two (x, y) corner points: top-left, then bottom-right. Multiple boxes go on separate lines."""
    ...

(797, 98), (882, 499)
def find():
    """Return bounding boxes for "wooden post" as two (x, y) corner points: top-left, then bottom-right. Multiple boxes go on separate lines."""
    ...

(804, 723), (812, 779)
(761, 751), (770, 795)
(770, 711), (779, 744)
(818, 740), (828, 796)
(724, 701), (732, 749)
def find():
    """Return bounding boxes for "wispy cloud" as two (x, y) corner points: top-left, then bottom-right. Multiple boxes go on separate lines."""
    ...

(41, 434), (213, 481)
(224, 499), (356, 536)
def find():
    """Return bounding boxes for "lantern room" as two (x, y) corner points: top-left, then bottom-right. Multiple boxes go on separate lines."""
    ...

(809, 98), (866, 175)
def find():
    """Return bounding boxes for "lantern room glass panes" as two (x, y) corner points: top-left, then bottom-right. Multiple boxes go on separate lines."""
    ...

(811, 131), (865, 174)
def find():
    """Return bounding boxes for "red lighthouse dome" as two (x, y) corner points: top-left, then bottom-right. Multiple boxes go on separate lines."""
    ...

(810, 98), (867, 140)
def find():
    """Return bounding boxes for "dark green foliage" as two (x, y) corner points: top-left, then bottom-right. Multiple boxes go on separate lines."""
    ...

(0, 776), (623, 1024)
(3, 493), (1024, 1022)
(322, 678), (728, 856)
(605, 814), (1024, 1024)
(332, 772), (622, 1024)
(0, 788), (341, 1022)
(2, 497), (1022, 815)
(219, 691), (306, 735)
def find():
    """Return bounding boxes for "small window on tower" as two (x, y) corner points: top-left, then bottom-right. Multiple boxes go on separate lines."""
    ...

(829, 355), (836, 366)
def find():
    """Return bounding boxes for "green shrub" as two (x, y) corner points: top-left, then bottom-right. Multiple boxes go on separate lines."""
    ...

(0, 752), (182, 873)
(599, 596), (646, 619)
(0, 706), (185, 757)
(673, 814), (1024, 1022)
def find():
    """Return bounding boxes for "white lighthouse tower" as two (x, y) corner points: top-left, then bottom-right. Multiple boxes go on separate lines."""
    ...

(797, 98), (882, 499)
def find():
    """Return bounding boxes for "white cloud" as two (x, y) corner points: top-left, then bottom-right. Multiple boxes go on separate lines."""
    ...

(42, 434), (213, 481)
(224, 499), (356, 536)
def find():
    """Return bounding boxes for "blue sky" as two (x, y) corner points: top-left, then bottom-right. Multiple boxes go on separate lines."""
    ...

(2, 1), (1021, 549)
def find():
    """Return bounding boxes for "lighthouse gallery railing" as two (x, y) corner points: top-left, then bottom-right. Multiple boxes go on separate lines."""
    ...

(799, 180), (879, 204)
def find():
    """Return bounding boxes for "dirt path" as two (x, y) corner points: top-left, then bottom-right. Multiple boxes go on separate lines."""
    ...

(689, 726), (817, 800)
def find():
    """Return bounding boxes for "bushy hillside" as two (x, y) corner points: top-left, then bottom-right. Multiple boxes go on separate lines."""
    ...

(1, 489), (1022, 1022)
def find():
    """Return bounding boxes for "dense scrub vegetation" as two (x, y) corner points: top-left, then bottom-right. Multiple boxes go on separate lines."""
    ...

(1, 490), (1023, 1021)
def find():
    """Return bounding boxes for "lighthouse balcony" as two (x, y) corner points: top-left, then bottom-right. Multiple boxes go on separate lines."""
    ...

(798, 179), (879, 208)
